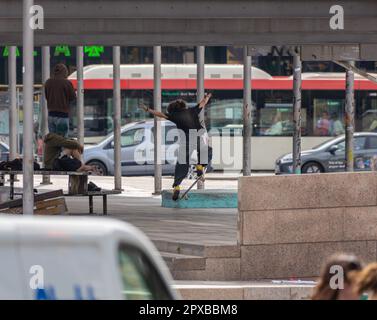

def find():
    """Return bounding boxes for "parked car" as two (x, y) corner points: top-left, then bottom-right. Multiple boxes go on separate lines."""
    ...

(275, 132), (377, 174)
(0, 216), (178, 300)
(0, 141), (9, 161)
(83, 120), (180, 176)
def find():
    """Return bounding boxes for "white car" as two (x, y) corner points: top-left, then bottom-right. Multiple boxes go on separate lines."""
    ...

(83, 120), (180, 176)
(0, 216), (178, 300)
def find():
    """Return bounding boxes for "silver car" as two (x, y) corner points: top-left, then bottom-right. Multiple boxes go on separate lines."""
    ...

(83, 120), (180, 176)
(276, 132), (377, 174)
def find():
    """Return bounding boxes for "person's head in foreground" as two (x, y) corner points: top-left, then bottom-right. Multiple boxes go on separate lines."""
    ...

(353, 263), (377, 300)
(312, 253), (363, 300)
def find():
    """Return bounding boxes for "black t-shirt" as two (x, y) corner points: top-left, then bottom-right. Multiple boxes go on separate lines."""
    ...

(165, 105), (203, 135)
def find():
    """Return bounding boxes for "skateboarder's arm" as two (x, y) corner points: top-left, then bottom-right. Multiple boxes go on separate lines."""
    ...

(198, 93), (212, 109)
(139, 104), (169, 119)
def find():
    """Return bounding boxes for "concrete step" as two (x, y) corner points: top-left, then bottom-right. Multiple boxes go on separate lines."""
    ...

(161, 189), (237, 208)
(153, 239), (205, 257)
(161, 252), (206, 271)
(174, 281), (315, 300)
(154, 239), (242, 281)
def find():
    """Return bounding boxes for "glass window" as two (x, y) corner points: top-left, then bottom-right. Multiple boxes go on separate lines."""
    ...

(360, 96), (377, 132)
(118, 244), (172, 300)
(336, 137), (366, 151)
(164, 126), (179, 145)
(313, 98), (344, 137)
(121, 128), (145, 147)
(256, 90), (307, 136)
(367, 136), (377, 149)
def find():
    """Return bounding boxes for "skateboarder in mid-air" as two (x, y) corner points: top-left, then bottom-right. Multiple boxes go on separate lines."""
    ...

(140, 93), (213, 200)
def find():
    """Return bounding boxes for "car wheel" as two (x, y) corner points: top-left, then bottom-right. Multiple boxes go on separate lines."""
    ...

(301, 162), (324, 174)
(87, 160), (108, 176)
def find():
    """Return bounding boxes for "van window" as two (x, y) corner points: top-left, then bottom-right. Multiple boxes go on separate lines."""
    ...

(118, 244), (172, 300)
(121, 128), (145, 147)
(164, 126), (179, 145)
(367, 136), (377, 149)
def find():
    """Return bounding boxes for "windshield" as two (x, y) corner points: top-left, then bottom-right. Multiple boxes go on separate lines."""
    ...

(118, 244), (172, 300)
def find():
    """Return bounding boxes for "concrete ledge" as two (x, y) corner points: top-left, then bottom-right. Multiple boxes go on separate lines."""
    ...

(239, 172), (377, 211)
(162, 189), (237, 208)
(175, 281), (314, 300)
(238, 172), (377, 279)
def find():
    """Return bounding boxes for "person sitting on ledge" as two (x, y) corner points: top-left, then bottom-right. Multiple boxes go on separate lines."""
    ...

(44, 132), (83, 170)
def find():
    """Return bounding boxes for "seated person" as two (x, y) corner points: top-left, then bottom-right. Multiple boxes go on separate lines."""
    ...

(43, 132), (84, 170)
(55, 147), (95, 172)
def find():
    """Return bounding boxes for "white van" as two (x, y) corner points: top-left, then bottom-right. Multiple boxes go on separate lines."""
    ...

(0, 216), (179, 300)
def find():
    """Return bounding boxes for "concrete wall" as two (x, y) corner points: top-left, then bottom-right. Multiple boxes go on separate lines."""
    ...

(238, 172), (377, 279)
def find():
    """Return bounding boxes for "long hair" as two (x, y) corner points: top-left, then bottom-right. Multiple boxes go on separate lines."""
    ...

(312, 253), (362, 300)
(354, 263), (377, 298)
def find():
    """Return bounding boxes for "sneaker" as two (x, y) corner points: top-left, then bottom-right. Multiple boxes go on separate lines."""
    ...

(172, 186), (181, 201)
(196, 165), (204, 178)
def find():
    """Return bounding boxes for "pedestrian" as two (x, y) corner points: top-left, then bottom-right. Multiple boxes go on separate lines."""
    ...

(140, 93), (213, 200)
(312, 253), (363, 300)
(316, 111), (331, 136)
(44, 63), (76, 137)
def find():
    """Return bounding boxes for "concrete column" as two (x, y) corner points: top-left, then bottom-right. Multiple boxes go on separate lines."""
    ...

(8, 46), (17, 161)
(76, 46), (84, 145)
(292, 54), (302, 174)
(41, 46), (51, 184)
(345, 62), (355, 172)
(113, 46), (122, 191)
(196, 46), (205, 189)
(22, 0), (34, 215)
(153, 46), (162, 194)
(242, 46), (252, 176)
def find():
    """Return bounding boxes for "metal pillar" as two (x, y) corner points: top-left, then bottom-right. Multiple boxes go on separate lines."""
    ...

(113, 46), (122, 191)
(242, 46), (252, 176)
(8, 46), (17, 161)
(153, 46), (162, 195)
(76, 46), (84, 145)
(41, 46), (51, 184)
(22, 0), (34, 215)
(345, 62), (355, 172)
(196, 46), (205, 189)
(292, 54), (302, 174)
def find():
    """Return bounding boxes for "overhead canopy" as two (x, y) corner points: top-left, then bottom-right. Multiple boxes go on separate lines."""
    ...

(1, 0), (377, 47)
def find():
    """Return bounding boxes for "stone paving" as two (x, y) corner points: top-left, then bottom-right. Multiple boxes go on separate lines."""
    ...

(7, 174), (240, 245)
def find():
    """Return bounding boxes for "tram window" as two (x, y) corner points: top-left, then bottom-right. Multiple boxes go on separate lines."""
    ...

(361, 96), (377, 132)
(313, 98), (344, 136)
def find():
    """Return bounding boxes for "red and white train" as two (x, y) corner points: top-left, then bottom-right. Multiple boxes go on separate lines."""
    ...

(69, 64), (377, 170)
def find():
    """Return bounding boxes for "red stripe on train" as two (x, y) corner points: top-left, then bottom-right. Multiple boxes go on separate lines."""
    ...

(70, 79), (377, 91)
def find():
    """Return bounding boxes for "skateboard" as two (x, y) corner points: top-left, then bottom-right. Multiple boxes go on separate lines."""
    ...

(180, 168), (207, 200)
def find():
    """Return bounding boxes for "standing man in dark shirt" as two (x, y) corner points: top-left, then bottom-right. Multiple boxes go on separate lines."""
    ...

(44, 64), (76, 137)
(141, 93), (212, 200)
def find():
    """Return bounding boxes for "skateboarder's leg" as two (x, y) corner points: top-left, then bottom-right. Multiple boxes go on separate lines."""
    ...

(196, 136), (212, 176)
(172, 142), (190, 200)
(172, 163), (190, 201)
(173, 162), (190, 187)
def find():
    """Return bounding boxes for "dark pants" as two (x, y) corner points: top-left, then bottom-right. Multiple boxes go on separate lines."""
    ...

(173, 137), (213, 187)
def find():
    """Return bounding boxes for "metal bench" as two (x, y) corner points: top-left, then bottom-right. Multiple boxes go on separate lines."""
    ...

(0, 170), (121, 215)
